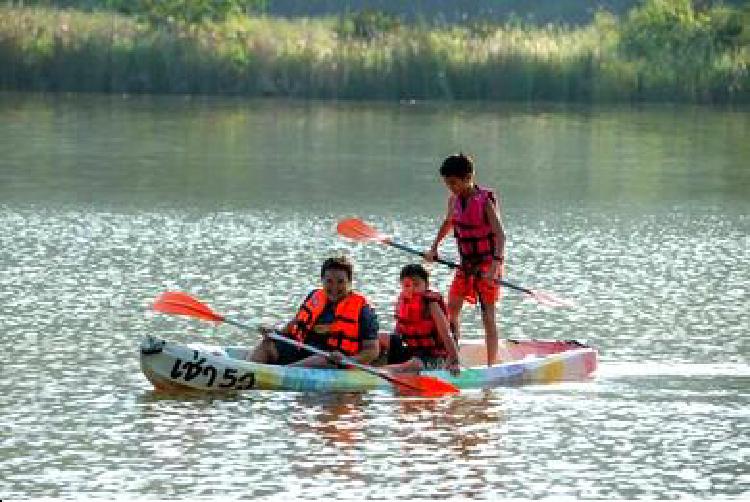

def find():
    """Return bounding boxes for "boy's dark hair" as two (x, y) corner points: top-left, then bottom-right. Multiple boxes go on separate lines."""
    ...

(321, 256), (353, 281)
(440, 153), (474, 178)
(399, 263), (430, 285)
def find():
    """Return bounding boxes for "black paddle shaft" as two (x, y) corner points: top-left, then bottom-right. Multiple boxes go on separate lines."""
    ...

(227, 319), (425, 392)
(385, 239), (533, 296)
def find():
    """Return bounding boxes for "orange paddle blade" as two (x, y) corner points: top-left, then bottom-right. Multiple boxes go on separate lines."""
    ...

(389, 374), (460, 397)
(337, 218), (391, 244)
(152, 292), (224, 322)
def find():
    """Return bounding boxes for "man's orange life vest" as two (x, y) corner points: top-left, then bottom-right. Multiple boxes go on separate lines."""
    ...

(452, 185), (497, 266)
(290, 289), (367, 356)
(394, 290), (449, 358)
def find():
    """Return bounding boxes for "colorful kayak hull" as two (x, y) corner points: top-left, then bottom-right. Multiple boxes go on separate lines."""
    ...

(139, 336), (597, 393)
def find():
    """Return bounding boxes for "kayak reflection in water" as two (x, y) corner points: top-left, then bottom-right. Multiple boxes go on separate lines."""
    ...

(377, 264), (461, 376)
(247, 255), (380, 368)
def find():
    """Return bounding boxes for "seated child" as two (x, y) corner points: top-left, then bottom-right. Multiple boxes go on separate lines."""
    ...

(381, 264), (461, 375)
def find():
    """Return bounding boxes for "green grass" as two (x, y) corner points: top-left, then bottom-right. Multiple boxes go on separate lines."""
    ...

(0, 3), (747, 102)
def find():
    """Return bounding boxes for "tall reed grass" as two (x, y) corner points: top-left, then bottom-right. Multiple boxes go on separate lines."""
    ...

(0, 4), (747, 102)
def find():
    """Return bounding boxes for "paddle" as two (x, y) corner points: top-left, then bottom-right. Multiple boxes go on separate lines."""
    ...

(151, 291), (460, 397)
(337, 217), (575, 308)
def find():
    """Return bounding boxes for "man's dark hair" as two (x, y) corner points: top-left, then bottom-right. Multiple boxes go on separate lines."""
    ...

(399, 263), (430, 285)
(321, 256), (353, 281)
(440, 153), (474, 178)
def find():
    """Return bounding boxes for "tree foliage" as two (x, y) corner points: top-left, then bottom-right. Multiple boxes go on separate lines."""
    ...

(335, 9), (400, 40)
(619, 0), (747, 62)
(12, 0), (269, 24)
(132, 0), (269, 24)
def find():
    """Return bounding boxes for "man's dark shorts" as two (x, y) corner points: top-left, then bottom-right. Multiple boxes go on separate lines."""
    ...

(272, 338), (315, 365)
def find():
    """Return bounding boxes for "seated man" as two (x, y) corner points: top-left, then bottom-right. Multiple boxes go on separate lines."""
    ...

(248, 256), (379, 368)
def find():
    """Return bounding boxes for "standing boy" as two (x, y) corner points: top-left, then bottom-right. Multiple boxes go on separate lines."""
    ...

(424, 153), (506, 366)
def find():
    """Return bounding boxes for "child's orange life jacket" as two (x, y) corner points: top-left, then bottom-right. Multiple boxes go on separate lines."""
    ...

(394, 290), (450, 358)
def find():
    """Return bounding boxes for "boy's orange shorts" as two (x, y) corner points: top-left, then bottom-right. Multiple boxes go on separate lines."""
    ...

(448, 261), (503, 305)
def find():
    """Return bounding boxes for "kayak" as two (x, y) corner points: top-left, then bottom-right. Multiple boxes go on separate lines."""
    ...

(139, 336), (597, 393)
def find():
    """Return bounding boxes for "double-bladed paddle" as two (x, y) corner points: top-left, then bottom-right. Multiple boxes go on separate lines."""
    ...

(151, 291), (460, 397)
(336, 217), (575, 308)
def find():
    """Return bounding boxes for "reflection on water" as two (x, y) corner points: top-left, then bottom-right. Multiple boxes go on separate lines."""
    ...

(0, 94), (748, 498)
(257, 392), (511, 499)
(1, 94), (748, 213)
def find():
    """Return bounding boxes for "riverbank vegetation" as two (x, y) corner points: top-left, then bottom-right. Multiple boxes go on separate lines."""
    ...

(1, 0), (748, 102)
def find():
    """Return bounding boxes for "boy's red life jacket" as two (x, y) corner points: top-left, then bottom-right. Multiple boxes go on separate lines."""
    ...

(394, 290), (450, 358)
(289, 289), (367, 356)
(452, 185), (497, 266)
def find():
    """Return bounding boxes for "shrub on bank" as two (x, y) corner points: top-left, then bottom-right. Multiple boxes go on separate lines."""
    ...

(0, 1), (747, 102)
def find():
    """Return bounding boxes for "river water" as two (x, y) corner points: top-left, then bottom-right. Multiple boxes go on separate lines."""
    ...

(1, 93), (748, 499)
